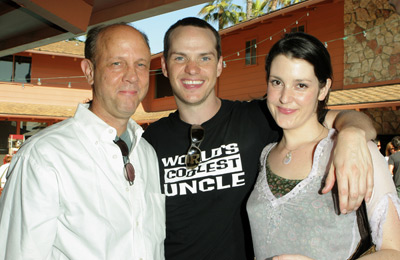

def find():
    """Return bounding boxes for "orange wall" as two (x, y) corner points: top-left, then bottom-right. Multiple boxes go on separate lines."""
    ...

(219, 0), (344, 101)
(145, 0), (345, 112)
(28, 52), (90, 90)
(143, 54), (177, 112)
(0, 52), (92, 107)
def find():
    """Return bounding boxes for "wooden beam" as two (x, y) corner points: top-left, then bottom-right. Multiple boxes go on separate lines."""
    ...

(13, 0), (93, 34)
(16, 120), (20, 134)
(0, 25), (70, 56)
(328, 101), (400, 110)
(0, 114), (66, 123)
(89, 0), (208, 25)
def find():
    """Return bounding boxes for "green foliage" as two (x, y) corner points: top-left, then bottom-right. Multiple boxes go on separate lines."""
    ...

(246, 0), (306, 19)
(199, 0), (306, 29)
(198, 0), (245, 30)
(249, 0), (268, 18)
(264, 0), (305, 13)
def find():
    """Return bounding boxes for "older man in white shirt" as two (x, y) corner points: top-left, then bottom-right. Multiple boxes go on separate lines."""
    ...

(0, 23), (165, 260)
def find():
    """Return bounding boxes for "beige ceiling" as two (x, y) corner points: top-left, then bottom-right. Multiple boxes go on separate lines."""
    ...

(0, 0), (208, 57)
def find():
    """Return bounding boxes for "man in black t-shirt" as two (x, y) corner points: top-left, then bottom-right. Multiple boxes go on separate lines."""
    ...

(389, 136), (400, 198)
(143, 17), (376, 260)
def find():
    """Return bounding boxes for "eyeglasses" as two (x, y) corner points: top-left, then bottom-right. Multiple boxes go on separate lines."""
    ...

(114, 139), (135, 185)
(185, 124), (205, 169)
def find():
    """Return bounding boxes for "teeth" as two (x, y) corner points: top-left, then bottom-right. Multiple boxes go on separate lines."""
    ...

(182, 80), (202, 85)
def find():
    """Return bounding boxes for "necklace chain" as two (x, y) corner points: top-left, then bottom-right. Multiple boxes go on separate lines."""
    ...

(282, 127), (326, 165)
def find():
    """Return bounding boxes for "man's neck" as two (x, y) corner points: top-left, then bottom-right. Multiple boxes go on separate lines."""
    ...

(177, 97), (221, 125)
(88, 103), (129, 136)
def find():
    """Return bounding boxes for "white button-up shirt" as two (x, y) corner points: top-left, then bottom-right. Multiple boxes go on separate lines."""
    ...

(0, 104), (165, 260)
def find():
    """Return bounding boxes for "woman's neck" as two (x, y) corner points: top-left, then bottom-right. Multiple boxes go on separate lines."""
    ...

(281, 121), (327, 150)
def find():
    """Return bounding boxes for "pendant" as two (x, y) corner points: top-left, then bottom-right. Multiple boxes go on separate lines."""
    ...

(283, 151), (292, 164)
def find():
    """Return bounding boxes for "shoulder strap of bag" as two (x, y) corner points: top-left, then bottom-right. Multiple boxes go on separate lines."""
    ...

(348, 201), (374, 260)
(331, 182), (374, 260)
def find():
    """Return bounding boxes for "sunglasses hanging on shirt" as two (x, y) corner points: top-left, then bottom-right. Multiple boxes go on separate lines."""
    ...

(185, 124), (205, 169)
(114, 139), (135, 185)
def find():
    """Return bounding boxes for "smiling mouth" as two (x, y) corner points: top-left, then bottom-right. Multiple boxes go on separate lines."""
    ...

(119, 90), (137, 95)
(182, 80), (204, 86)
(278, 107), (296, 114)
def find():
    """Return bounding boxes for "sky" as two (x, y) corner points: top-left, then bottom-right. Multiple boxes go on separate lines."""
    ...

(131, 0), (244, 54)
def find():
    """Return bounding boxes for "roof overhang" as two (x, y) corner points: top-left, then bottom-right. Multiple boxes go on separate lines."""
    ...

(219, 0), (330, 36)
(0, 101), (174, 126)
(327, 84), (400, 110)
(0, 84), (398, 124)
(0, 0), (209, 57)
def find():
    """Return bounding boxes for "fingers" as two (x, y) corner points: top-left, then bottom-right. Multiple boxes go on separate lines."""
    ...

(321, 163), (335, 194)
(342, 164), (361, 213)
(336, 167), (350, 214)
(332, 128), (374, 214)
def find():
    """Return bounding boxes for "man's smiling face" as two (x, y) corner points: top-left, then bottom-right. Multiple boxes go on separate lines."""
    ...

(161, 26), (223, 107)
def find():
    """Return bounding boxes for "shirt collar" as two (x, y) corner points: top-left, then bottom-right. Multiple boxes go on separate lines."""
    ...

(74, 103), (144, 149)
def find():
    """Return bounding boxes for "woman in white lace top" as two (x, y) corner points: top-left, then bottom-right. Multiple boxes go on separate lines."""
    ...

(246, 32), (400, 260)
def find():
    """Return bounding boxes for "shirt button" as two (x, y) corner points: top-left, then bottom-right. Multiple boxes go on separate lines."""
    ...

(95, 141), (99, 145)
(126, 187), (129, 191)
(108, 129), (113, 134)
(113, 155), (117, 159)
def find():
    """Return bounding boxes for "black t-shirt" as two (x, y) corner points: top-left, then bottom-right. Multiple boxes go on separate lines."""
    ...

(143, 99), (280, 260)
(389, 151), (400, 187)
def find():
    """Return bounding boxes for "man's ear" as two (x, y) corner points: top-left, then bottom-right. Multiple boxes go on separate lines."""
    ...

(318, 78), (332, 101)
(161, 56), (169, 78)
(81, 59), (94, 86)
(217, 56), (223, 77)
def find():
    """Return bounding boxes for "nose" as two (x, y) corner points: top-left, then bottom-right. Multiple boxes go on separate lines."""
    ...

(185, 60), (200, 75)
(123, 65), (138, 83)
(279, 87), (293, 104)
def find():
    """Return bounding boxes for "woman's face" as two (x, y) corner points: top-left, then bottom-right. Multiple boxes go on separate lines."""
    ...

(267, 54), (331, 130)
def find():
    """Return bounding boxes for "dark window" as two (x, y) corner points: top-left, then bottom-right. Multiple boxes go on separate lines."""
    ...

(155, 69), (173, 98)
(14, 56), (32, 83)
(291, 25), (305, 33)
(0, 56), (13, 82)
(0, 55), (32, 83)
(245, 39), (257, 65)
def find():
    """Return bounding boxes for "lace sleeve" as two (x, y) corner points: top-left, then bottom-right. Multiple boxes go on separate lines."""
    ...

(365, 141), (400, 250)
(369, 193), (400, 249)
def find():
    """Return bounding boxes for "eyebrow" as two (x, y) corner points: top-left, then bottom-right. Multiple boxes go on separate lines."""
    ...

(170, 51), (216, 57)
(136, 57), (150, 63)
(294, 79), (313, 83)
(269, 75), (313, 83)
(108, 56), (149, 62)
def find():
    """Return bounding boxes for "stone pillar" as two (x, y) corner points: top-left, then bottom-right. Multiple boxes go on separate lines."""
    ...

(344, 0), (400, 85)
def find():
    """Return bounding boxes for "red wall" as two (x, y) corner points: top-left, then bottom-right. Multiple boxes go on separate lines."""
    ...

(143, 54), (177, 112)
(145, 0), (345, 112)
(29, 53), (90, 90)
(219, 0), (344, 101)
